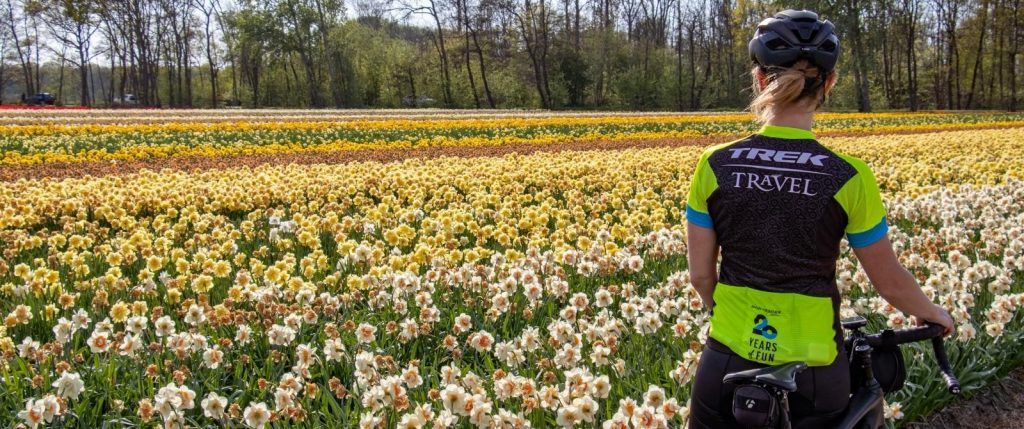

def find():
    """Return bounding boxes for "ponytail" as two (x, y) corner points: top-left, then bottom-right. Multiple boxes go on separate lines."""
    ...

(749, 60), (833, 123)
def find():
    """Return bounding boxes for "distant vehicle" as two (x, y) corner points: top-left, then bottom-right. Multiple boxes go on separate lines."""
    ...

(402, 95), (437, 107)
(119, 94), (139, 106)
(24, 93), (56, 106)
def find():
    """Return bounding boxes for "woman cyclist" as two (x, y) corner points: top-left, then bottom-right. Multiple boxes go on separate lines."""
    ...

(685, 10), (954, 428)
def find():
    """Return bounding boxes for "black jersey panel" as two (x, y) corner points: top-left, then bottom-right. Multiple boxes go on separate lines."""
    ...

(705, 134), (858, 298)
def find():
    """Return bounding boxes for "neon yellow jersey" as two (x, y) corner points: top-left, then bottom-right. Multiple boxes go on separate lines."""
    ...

(686, 125), (888, 366)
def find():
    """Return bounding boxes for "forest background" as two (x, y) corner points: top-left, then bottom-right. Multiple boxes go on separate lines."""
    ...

(0, 0), (1016, 111)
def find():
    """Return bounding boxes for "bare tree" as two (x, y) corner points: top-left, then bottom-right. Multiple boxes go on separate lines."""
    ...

(1011, 0), (1021, 110)
(455, 0), (481, 107)
(466, 0), (496, 107)
(677, 0), (708, 110)
(899, 0), (920, 110)
(0, 14), (11, 101)
(934, 0), (967, 109)
(197, 0), (222, 106)
(400, 0), (454, 105)
(840, 0), (872, 111)
(5, 0), (1019, 111)
(39, 0), (100, 106)
(354, 0), (391, 19)
(591, 0), (614, 105)
(965, 0), (988, 108)
(102, 0), (162, 106)
(5, 0), (37, 96)
(503, 0), (553, 107)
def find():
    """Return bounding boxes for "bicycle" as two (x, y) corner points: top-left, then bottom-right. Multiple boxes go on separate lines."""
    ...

(722, 316), (961, 429)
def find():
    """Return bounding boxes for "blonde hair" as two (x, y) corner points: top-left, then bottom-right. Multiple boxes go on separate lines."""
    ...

(749, 60), (833, 123)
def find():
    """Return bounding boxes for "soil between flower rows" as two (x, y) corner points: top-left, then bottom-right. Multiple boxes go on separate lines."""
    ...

(910, 368), (1024, 429)
(3, 124), (1022, 182)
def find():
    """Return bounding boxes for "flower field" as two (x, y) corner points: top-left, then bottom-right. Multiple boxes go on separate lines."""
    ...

(2, 110), (1024, 165)
(1, 110), (1023, 428)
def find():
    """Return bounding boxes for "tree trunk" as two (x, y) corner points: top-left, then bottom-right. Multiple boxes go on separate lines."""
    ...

(460, 0), (480, 108)
(428, 0), (453, 106)
(688, 18), (700, 109)
(718, 0), (737, 102)
(573, 0), (580, 50)
(183, 28), (193, 107)
(522, 29), (548, 107)
(848, 0), (872, 111)
(880, 2), (896, 108)
(408, 68), (417, 99)
(966, 0), (988, 108)
(79, 53), (90, 106)
(904, 0), (918, 110)
(207, 35), (219, 107)
(675, 4), (683, 111)
(108, 47), (116, 105)
(57, 53), (65, 104)
(594, 0), (611, 105)
(31, 17), (40, 94)
(1010, 0), (1020, 110)
(516, 0), (549, 107)
(468, 24), (495, 108)
(539, 0), (553, 106)
(6, 0), (35, 96)
(299, 51), (320, 107)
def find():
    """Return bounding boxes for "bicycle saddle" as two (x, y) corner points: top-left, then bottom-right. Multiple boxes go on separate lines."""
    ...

(723, 361), (807, 392)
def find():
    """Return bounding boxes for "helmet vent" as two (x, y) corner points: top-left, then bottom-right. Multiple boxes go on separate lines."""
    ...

(765, 38), (791, 50)
(820, 40), (837, 52)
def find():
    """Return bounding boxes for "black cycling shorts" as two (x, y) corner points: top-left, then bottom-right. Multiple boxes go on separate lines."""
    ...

(688, 338), (850, 429)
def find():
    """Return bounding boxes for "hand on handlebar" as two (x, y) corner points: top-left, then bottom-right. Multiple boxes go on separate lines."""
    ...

(915, 304), (954, 337)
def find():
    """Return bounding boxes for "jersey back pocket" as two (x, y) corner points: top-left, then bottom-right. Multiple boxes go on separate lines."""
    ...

(709, 283), (837, 367)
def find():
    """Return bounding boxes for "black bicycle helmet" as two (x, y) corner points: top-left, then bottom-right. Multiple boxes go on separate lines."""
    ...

(749, 9), (840, 74)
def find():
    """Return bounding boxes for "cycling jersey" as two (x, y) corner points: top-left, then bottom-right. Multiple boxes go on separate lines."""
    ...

(686, 124), (887, 367)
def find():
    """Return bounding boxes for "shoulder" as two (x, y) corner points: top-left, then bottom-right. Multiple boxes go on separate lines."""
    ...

(825, 147), (874, 176)
(827, 148), (884, 204)
(700, 135), (754, 162)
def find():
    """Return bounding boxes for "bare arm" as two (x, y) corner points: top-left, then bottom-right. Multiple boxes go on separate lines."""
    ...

(687, 223), (719, 309)
(853, 237), (953, 335)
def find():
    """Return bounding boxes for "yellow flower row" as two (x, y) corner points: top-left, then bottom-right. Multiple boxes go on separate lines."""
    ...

(0, 130), (713, 165)
(4, 120), (1024, 166)
(0, 111), (963, 135)
(3, 114), (741, 136)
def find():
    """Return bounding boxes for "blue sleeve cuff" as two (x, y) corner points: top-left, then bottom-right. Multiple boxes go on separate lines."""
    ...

(686, 205), (714, 229)
(847, 218), (888, 248)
